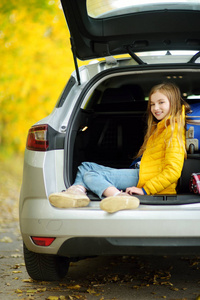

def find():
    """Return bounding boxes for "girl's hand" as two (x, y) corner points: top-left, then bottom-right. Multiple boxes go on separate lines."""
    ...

(126, 187), (144, 195)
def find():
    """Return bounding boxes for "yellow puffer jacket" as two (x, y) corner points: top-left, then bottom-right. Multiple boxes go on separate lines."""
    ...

(137, 117), (185, 195)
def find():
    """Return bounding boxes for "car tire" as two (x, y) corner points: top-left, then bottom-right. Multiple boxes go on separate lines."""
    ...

(23, 243), (70, 281)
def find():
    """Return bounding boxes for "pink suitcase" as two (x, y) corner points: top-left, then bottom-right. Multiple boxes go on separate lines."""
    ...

(189, 173), (200, 194)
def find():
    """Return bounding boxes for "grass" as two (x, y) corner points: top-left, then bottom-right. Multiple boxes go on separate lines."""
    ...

(0, 154), (24, 224)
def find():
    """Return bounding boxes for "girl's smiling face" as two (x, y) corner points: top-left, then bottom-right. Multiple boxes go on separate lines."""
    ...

(150, 91), (171, 121)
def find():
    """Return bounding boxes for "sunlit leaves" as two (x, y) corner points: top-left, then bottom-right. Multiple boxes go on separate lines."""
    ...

(0, 0), (74, 153)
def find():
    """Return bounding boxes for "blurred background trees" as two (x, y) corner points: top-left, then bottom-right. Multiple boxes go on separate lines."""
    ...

(0, 0), (76, 156)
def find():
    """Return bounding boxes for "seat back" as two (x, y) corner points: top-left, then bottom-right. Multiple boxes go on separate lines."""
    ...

(101, 84), (145, 103)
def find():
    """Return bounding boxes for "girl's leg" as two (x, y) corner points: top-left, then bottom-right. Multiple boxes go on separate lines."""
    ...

(49, 162), (140, 211)
(73, 162), (115, 187)
(49, 162), (112, 208)
(81, 164), (139, 198)
(49, 162), (95, 208)
(103, 186), (120, 197)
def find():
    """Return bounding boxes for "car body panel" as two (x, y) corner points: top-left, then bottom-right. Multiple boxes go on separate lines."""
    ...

(61, 0), (200, 60)
(20, 199), (200, 256)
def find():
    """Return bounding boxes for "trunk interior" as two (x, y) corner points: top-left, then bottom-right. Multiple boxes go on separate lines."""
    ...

(67, 69), (200, 204)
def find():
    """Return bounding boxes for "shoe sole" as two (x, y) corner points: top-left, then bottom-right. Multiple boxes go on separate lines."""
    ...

(100, 195), (140, 213)
(49, 193), (90, 208)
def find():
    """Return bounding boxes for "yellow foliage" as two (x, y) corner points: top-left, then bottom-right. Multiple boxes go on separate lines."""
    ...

(0, 0), (76, 154)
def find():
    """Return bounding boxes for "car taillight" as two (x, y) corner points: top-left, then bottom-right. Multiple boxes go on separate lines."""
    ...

(31, 237), (55, 247)
(26, 125), (49, 151)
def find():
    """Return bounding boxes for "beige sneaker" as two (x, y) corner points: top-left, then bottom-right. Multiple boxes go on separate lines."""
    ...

(49, 185), (90, 208)
(100, 192), (140, 213)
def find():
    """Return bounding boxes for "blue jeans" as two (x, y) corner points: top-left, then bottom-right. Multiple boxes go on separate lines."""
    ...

(74, 162), (139, 198)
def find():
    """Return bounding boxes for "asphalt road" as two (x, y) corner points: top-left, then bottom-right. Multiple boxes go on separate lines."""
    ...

(0, 222), (200, 300)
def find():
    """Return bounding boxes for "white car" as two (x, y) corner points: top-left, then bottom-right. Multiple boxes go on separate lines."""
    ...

(19, 0), (200, 281)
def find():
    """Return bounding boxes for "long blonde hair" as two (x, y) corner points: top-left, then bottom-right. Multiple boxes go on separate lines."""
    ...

(137, 82), (190, 158)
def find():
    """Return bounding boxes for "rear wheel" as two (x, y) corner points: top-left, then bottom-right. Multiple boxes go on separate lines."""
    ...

(23, 243), (70, 281)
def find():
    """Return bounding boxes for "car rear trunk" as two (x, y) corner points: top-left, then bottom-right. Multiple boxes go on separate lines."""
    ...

(65, 66), (200, 204)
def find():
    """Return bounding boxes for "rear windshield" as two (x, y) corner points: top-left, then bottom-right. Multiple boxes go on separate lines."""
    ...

(87, 0), (200, 18)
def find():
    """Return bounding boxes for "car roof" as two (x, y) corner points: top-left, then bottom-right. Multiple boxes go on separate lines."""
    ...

(61, 0), (200, 60)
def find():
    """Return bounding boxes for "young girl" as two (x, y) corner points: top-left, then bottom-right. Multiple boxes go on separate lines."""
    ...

(49, 82), (189, 213)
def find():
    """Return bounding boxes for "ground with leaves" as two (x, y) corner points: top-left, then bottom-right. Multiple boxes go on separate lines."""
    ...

(0, 156), (200, 300)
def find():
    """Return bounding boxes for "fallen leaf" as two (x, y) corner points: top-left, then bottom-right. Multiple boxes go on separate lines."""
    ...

(0, 236), (13, 243)
(11, 254), (22, 258)
(26, 289), (38, 293)
(13, 264), (20, 269)
(170, 287), (179, 291)
(161, 281), (173, 286)
(87, 288), (96, 294)
(37, 287), (46, 292)
(46, 297), (59, 300)
(67, 285), (81, 290)
(12, 270), (22, 273)
(133, 285), (140, 289)
(23, 279), (33, 283)
(112, 275), (119, 281)
(15, 289), (23, 293)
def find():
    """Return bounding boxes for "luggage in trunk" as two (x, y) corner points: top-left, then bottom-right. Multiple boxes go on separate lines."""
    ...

(186, 103), (200, 154)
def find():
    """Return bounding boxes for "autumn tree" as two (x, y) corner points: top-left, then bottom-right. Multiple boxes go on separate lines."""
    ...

(0, 0), (74, 154)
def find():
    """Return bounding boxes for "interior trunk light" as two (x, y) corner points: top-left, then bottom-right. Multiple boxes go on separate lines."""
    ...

(26, 124), (49, 151)
(31, 237), (55, 247)
(81, 126), (88, 132)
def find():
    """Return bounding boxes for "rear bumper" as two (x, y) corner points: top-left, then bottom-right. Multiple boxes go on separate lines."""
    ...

(20, 199), (200, 256)
(58, 237), (200, 256)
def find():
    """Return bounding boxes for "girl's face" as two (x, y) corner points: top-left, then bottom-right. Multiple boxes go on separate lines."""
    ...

(150, 91), (171, 121)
